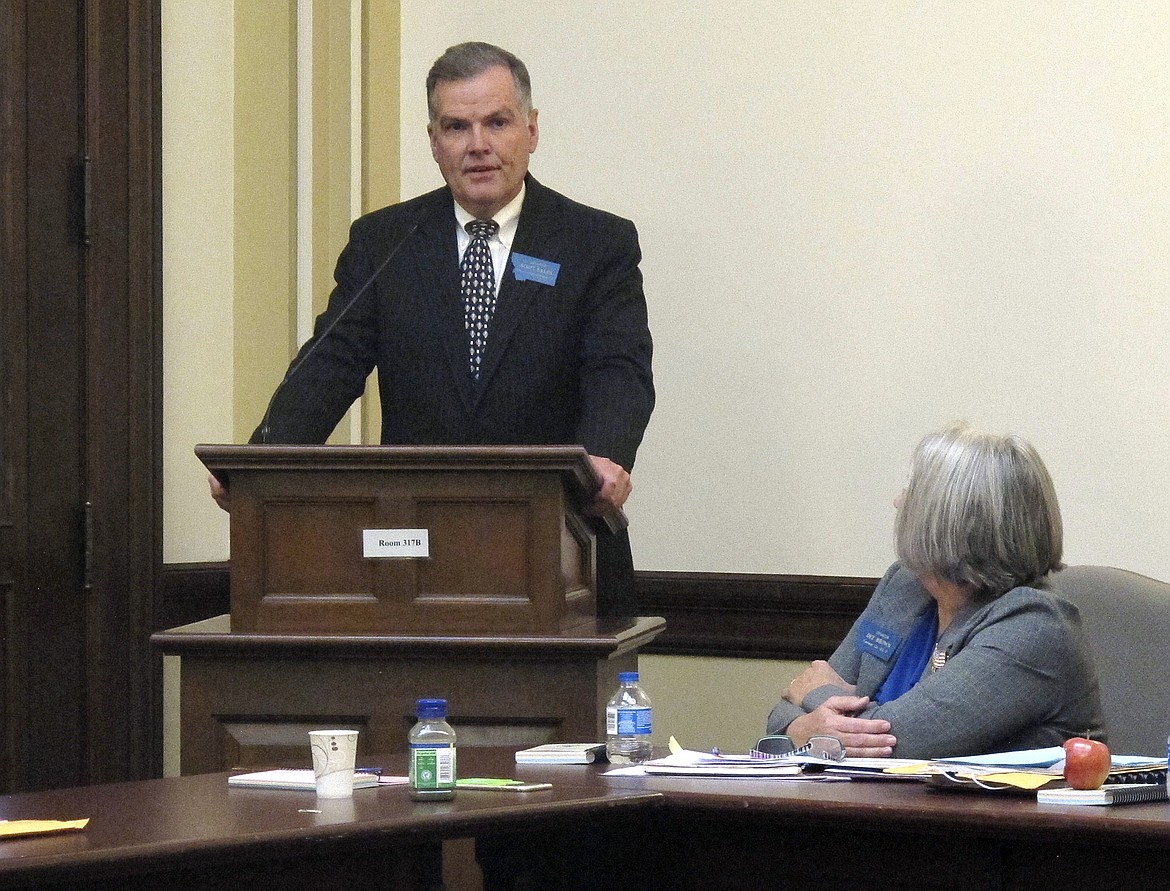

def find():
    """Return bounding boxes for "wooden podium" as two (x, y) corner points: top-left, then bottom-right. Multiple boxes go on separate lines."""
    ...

(155, 444), (664, 774)
(196, 444), (625, 635)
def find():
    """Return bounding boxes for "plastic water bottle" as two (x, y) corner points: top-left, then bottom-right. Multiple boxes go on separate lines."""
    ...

(605, 671), (653, 763)
(409, 698), (457, 800)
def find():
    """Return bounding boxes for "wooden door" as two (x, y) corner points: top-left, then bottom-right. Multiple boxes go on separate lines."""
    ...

(0, 0), (159, 792)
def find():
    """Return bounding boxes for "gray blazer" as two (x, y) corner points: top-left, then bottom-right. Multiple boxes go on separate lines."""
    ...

(767, 563), (1106, 759)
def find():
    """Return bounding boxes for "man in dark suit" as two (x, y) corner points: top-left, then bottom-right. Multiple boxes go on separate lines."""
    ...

(215, 42), (654, 616)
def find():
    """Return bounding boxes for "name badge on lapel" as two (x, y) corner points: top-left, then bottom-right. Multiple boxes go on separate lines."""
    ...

(856, 619), (901, 662)
(511, 253), (560, 286)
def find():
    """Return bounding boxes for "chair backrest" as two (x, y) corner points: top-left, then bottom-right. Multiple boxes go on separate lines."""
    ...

(1049, 565), (1170, 757)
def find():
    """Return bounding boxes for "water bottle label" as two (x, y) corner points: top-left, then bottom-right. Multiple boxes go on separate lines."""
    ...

(613, 706), (651, 736)
(410, 743), (456, 789)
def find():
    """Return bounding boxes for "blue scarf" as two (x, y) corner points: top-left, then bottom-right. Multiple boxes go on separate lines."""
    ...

(874, 603), (938, 704)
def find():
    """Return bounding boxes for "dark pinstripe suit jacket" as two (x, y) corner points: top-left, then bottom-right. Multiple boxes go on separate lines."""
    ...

(254, 175), (655, 614)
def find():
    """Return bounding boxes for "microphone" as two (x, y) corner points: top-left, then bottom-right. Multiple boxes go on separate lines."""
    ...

(256, 220), (420, 444)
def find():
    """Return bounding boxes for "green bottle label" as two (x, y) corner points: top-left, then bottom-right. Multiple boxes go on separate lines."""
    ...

(410, 743), (455, 789)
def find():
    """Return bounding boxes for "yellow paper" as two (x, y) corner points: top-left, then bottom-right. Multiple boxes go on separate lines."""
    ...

(956, 771), (1055, 790)
(884, 762), (937, 775)
(0, 818), (89, 839)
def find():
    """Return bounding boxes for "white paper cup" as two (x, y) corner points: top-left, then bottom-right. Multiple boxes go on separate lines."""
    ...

(309, 729), (359, 798)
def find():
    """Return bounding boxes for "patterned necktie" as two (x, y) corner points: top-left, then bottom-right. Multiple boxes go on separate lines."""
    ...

(461, 218), (499, 379)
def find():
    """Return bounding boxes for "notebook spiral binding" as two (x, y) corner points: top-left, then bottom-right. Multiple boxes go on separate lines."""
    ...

(1103, 765), (1167, 785)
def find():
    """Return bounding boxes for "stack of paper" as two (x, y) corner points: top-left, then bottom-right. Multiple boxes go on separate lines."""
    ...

(227, 769), (381, 790)
(628, 738), (874, 779)
(514, 743), (607, 764)
(640, 751), (806, 777)
(904, 748), (1167, 793)
(935, 747), (1165, 773)
(619, 741), (1168, 788)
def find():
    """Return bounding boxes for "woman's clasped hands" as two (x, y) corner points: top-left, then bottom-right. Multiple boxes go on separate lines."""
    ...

(782, 660), (896, 758)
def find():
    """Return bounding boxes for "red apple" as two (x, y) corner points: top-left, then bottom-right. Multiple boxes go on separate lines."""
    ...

(1062, 736), (1111, 790)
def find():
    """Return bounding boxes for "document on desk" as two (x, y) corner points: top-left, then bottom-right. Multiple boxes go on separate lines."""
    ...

(227, 769), (382, 791)
(821, 758), (939, 780)
(933, 747), (1165, 772)
(933, 747), (1068, 770)
(610, 742), (807, 778)
(640, 754), (807, 778)
(0, 818), (89, 839)
(604, 739), (924, 780)
(912, 748), (1166, 794)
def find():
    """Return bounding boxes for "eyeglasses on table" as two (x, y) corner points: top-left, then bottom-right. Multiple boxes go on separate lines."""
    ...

(751, 735), (845, 762)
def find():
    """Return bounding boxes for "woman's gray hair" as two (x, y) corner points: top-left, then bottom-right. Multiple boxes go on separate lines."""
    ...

(894, 422), (1063, 597)
(426, 42), (532, 122)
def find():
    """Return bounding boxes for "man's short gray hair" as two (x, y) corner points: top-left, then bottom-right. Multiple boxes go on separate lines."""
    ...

(894, 422), (1064, 597)
(426, 42), (532, 122)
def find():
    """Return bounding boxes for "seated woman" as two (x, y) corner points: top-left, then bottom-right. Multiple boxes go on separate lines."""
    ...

(767, 423), (1105, 760)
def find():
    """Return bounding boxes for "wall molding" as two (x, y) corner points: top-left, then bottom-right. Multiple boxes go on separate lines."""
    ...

(158, 564), (876, 662)
(636, 570), (875, 660)
(157, 562), (230, 632)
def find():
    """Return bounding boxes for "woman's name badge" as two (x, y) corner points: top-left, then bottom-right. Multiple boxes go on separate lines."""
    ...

(856, 620), (901, 662)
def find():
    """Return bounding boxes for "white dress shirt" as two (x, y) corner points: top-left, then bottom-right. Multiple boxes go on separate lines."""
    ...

(453, 185), (524, 297)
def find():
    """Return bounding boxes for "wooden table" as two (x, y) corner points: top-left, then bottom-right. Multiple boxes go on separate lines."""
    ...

(534, 761), (1170, 890)
(0, 759), (658, 890)
(3, 750), (1169, 890)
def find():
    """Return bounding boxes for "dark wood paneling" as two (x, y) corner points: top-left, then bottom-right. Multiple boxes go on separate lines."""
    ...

(638, 570), (876, 659)
(159, 563), (875, 661)
(157, 562), (230, 630)
(82, 0), (162, 787)
(3, 0), (88, 792)
(1, 0), (160, 791)
(0, 0), (28, 794)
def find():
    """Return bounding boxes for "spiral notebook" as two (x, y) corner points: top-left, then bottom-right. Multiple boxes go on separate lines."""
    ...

(1102, 764), (1168, 785)
(1037, 782), (1168, 806)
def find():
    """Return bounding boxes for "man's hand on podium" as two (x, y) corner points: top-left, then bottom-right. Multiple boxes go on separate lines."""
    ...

(588, 455), (632, 512)
(209, 474), (230, 513)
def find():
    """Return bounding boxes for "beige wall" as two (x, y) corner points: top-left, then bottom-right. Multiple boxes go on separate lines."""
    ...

(400, 1), (1170, 585)
(639, 656), (807, 753)
(163, 2), (1170, 759)
(161, 1), (402, 772)
(162, 0), (399, 563)
(232, 1), (295, 448)
(162, 1), (233, 564)
(395, 0), (1170, 748)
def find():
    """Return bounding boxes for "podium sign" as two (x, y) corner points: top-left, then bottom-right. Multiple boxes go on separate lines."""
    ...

(196, 444), (623, 635)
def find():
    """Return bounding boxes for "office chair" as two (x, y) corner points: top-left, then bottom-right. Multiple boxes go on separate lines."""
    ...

(1049, 564), (1170, 757)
